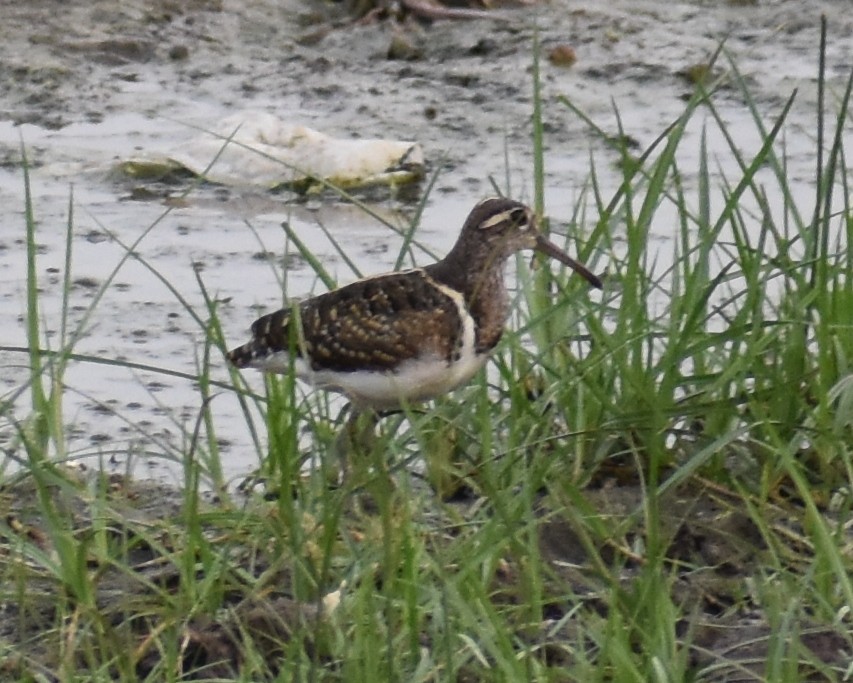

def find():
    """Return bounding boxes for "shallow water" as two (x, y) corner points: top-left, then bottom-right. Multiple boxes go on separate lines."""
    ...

(1, 0), (851, 482)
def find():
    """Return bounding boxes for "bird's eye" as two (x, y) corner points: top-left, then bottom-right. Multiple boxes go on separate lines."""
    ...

(508, 207), (528, 228)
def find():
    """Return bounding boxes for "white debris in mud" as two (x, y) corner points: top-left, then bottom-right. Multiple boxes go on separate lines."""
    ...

(124, 112), (425, 192)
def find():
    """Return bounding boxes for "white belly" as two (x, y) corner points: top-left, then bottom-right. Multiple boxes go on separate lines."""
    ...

(305, 350), (487, 410)
(248, 348), (487, 410)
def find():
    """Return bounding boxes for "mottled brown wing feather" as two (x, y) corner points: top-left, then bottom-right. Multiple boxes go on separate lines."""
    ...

(230, 270), (464, 373)
(303, 270), (463, 372)
(226, 307), (293, 368)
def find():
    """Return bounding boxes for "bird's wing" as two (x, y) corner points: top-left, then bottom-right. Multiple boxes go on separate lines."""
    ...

(233, 270), (466, 373)
(300, 270), (465, 372)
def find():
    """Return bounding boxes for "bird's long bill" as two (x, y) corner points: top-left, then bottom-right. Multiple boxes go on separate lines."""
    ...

(535, 234), (603, 289)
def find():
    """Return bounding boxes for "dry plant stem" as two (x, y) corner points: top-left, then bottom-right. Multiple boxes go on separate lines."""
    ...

(401, 0), (509, 21)
(359, 0), (510, 23)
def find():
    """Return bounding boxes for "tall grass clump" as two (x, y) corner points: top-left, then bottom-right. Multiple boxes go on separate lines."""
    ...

(506, 23), (853, 681)
(1, 140), (260, 679)
(552, 47), (853, 497)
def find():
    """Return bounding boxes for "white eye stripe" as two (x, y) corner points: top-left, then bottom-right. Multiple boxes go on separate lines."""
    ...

(479, 209), (529, 231)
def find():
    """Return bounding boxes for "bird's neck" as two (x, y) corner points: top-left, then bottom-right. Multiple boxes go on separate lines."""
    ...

(426, 249), (510, 354)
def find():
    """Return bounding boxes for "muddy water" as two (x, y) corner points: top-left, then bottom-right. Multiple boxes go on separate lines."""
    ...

(1, 0), (850, 482)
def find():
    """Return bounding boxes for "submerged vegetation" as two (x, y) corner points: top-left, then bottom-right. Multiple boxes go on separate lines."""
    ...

(2, 30), (853, 682)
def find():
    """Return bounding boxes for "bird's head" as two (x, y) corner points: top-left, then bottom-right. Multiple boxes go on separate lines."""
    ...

(461, 197), (602, 289)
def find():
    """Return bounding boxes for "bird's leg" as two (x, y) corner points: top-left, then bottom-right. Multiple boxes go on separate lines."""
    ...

(332, 407), (380, 481)
(332, 407), (405, 520)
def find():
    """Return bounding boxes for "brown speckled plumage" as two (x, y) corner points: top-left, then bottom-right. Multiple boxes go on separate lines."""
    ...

(230, 270), (465, 373)
(227, 197), (601, 409)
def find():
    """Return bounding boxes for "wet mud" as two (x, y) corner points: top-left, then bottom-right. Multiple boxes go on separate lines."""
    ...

(2, 0), (851, 479)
